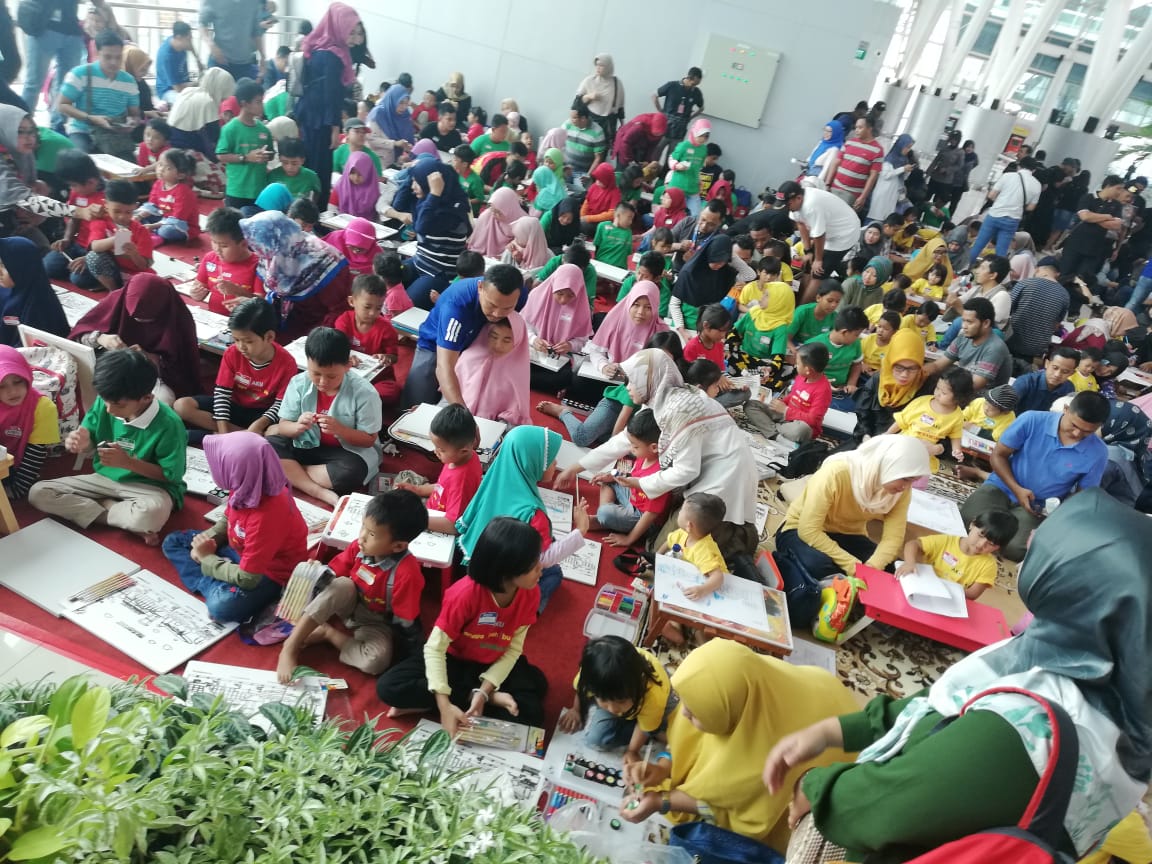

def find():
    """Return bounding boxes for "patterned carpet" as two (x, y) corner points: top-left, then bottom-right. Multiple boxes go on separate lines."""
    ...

(653, 415), (1019, 703)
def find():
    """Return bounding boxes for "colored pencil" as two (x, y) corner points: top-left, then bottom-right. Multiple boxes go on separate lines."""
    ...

(67, 572), (135, 608)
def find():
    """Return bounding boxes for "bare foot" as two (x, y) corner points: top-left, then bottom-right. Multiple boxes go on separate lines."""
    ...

(536, 401), (564, 419)
(276, 646), (298, 684)
(386, 706), (426, 718)
(491, 691), (520, 716)
(139, 531), (161, 547)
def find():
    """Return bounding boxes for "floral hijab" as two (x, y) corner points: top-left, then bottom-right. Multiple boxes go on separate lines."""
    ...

(240, 211), (346, 302)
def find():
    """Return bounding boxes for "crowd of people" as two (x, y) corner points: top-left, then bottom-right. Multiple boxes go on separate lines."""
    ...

(1, 2), (1151, 862)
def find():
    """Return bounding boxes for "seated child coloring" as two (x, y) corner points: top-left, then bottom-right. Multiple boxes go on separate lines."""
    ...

(79, 179), (154, 292)
(267, 137), (321, 202)
(683, 302), (731, 367)
(733, 256), (796, 364)
(288, 196), (320, 234)
(174, 298), (296, 441)
(164, 431), (308, 622)
(373, 251), (415, 318)
(787, 280), (843, 350)
(333, 151), (382, 221)
(267, 327), (383, 506)
(396, 403), (481, 535)
(591, 408), (670, 549)
(805, 305), (868, 393)
(324, 216), (380, 278)
(616, 248), (673, 318)
(43, 150), (105, 287)
(188, 207), (263, 314)
(865, 286), (908, 327)
(896, 509), (1018, 600)
(276, 489), (429, 681)
(743, 341), (832, 444)
(659, 492), (727, 642)
(29, 349), (185, 544)
(909, 262), (949, 301)
(135, 148), (200, 245)
(333, 275), (401, 406)
(558, 635), (676, 755)
(888, 366), (974, 472)
(136, 118), (171, 171)
(375, 518), (550, 735)
(216, 78), (273, 214)
(962, 383), (1017, 443)
(903, 300), (940, 347)
(593, 203), (636, 270)
(860, 310), (901, 374)
(0, 346), (60, 498)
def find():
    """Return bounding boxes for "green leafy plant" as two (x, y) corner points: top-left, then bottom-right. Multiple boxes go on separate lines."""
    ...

(0, 676), (600, 863)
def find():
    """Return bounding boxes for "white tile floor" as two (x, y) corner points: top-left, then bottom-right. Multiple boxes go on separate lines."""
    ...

(0, 629), (119, 687)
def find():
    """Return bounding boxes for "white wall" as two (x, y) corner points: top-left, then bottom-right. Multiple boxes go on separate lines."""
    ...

(291, 0), (901, 194)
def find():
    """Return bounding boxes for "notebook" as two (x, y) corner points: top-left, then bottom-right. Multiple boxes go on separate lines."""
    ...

(282, 336), (384, 381)
(898, 565), (969, 618)
(388, 403), (507, 463)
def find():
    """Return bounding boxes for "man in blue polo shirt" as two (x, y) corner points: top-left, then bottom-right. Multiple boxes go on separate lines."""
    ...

(156, 21), (197, 105)
(960, 391), (1109, 562)
(1012, 346), (1078, 414)
(402, 264), (525, 408)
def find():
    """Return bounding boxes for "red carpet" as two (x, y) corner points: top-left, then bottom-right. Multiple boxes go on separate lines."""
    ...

(3, 200), (614, 737)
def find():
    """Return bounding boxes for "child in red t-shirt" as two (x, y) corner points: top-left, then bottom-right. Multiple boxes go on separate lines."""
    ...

(592, 408), (670, 549)
(276, 489), (430, 682)
(81, 179), (154, 291)
(136, 118), (171, 169)
(44, 150), (106, 286)
(683, 303), (731, 367)
(333, 274), (401, 406)
(747, 341), (833, 443)
(375, 518), (550, 735)
(189, 206), (263, 315)
(175, 298), (296, 440)
(136, 149), (200, 245)
(396, 404), (482, 535)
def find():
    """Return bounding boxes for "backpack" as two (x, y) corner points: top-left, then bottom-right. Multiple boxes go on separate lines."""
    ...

(18, 345), (80, 451)
(907, 687), (1079, 864)
(779, 440), (831, 479)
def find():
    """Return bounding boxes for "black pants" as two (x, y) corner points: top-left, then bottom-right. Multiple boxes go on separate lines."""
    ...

(821, 248), (850, 279)
(376, 651), (547, 728)
(1059, 247), (1106, 281)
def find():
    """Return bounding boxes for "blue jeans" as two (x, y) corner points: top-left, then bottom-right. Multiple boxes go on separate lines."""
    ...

(1126, 276), (1152, 313)
(560, 396), (622, 448)
(43, 244), (100, 289)
(597, 484), (641, 533)
(969, 215), (1019, 265)
(401, 346), (440, 408)
(684, 193), (702, 218)
(938, 317), (963, 350)
(584, 705), (635, 749)
(538, 564), (562, 613)
(162, 529), (284, 623)
(208, 57), (259, 83)
(22, 29), (84, 130)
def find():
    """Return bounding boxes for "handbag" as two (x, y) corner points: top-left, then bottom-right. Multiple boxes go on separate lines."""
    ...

(669, 822), (785, 864)
(84, 65), (135, 161)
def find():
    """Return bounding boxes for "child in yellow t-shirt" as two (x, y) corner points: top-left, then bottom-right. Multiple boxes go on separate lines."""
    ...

(865, 286), (908, 327)
(660, 492), (726, 600)
(909, 262), (950, 301)
(1069, 346), (1101, 392)
(860, 311), (901, 373)
(735, 256), (795, 357)
(901, 299), (941, 347)
(896, 510), (1018, 600)
(962, 384), (1018, 443)
(888, 367), (974, 472)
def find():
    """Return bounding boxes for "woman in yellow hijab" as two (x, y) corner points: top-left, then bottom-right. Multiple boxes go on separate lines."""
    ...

(902, 235), (954, 285)
(620, 639), (858, 854)
(852, 328), (927, 442)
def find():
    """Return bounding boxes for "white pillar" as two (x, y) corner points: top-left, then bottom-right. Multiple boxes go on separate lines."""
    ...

(1073, 0), (1130, 129)
(896, 0), (948, 83)
(985, 0), (1069, 109)
(1034, 53), (1074, 127)
(974, 0), (1028, 101)
(1084, 21), (1152, 129)
(931, 0), (997, 96)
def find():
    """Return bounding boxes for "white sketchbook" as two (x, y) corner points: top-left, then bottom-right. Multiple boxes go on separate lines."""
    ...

(529, 348), (570, 371)
(908, 488), (967, 536)
(205, 497), (333, 532)
(52, 290), (99, 327)
(538, 487), (573, 536)
(576, 362), (617, 384)
(318, 211), (397, 240)
(64, 569), (238, 672)
(1117, 366), (1152, 393)
(283, 336), (384, 381)
(186, 306), (230, 343)
(823, 408), (858, 435)
(561, 537), (601, 586)
(181, 660), (328, 729)
(390, 306), (428, 336)
(898, 564), (969, 618)
(388, 403), (506, 463)
(90, 152), (140, 177)
(653, 554), (771, 632)
(183, 446), (222, 497)
(152, 252), (197, 282)
(323, 494), (456, 567)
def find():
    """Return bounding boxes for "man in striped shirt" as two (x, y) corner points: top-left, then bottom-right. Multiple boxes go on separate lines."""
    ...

(564, 105), (606, 179)
(57, 30), (139, 155)
(828, 113), (884, 213)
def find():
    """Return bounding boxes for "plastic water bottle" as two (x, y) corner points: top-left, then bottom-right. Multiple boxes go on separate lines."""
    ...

(670, 544), (683, 559)
(1044, 497), (1061, 516)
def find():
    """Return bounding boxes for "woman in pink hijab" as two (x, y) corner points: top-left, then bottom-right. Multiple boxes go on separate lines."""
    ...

(522, 263), (594, 392)
(467, 187), (523, 257)
(455, 311), (532, 427)
(323, 216), (379, 276)
(334, 150), (381, 221)
(584, 280), (667, 377)
(507, 217), (551, 270)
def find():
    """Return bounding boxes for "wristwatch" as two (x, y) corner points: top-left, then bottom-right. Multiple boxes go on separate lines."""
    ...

(659, 791), (672, 815)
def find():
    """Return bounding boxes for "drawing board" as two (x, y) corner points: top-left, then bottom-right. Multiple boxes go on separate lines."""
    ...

(19, 324), (98, 413)
(181, 661), (328, 729)
(908, 488), (967, 536)
(64, 569), (237, 671)
(388, 403), (506, 463)
(561, 538), (602, 586)
(653, 553), (771, 632)
(390, 306), (428, 336)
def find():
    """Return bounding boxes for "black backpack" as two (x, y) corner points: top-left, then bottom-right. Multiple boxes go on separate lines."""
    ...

(779, 440), (832, 479)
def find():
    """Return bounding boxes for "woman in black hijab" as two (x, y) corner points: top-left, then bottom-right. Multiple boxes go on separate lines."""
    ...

(669, 233), (736, 331)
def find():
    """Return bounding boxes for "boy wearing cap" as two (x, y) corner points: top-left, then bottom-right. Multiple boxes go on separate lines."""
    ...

(963, 384), (1018, 445)
(334, 119), (384, 176)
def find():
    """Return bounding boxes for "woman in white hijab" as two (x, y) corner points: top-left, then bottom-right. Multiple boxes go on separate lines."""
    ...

(773, 435), (930, 624)
(166, 67), (235, 198)
(576, 54), (625, 145)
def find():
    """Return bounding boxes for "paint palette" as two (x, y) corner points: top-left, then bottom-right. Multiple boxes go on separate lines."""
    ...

(564, 754), (624, 788)
(583, 583), (648, 641)
(540, 781), (600, 820)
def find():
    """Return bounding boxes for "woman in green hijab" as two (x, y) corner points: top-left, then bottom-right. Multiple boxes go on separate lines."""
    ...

(531, 147), (567, 214)
(455, 425), (589, 610)
(840, 255), (892, 309)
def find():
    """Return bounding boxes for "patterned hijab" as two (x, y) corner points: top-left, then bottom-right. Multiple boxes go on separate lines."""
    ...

(240, 211), (345, 302)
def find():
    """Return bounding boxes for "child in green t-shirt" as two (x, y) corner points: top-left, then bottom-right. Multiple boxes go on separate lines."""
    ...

(28, 349), (187, 545)
(668, 119), (711, 210)
(216, 78), (273, 212)
(453, 144), (484, 215)
(267, 137), (321, 202)
(616, 250), (671, 318)
(787, 281), (844, 352)
(804, 305), (869, 390)
(332, 119), (383, 175)
(593, 203), (635, 270)
(537, 241), (597, 306)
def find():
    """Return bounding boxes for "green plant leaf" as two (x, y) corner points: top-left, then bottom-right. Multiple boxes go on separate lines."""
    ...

(47, 675), (88, 725)
(419, 729), (452, 766)
(72, 685), (112, 749)
(6, 825), (70, 861)
(344, 723), (375, 756)
(0, 714), (51, 748)
(258, 703), (299, 735)
(0, 817), (10, 837)
(152, 674), (188, 701)
(290, 665), (324, 681)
